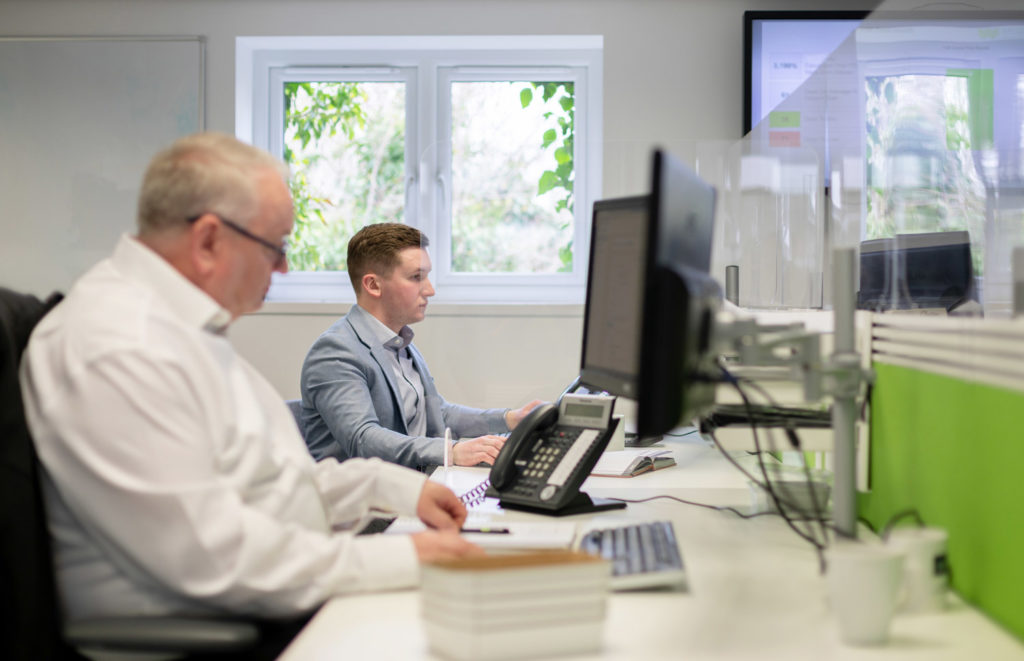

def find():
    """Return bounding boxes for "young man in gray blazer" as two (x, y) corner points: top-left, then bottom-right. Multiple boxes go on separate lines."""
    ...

(300, 223), (541, 471)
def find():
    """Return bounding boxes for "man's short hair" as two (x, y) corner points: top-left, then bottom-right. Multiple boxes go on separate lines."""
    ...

(137, 132), (290, 236)
(347, 223), (429, 293)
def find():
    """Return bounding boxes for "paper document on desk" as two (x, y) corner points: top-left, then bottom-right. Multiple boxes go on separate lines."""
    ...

(386, 516), (578, 550)
(462, 521), (578, 550)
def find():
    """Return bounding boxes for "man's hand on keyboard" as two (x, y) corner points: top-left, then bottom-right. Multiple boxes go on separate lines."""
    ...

(453, 435), (506, 466)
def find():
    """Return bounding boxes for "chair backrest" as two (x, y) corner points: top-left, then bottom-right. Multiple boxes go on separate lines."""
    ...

(285, 399), (305, 439)
(0, 288), (82, 661)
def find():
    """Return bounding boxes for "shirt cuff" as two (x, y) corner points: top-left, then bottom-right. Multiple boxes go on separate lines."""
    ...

(373, 460), (427, 515)
(348, 534), (421, 590)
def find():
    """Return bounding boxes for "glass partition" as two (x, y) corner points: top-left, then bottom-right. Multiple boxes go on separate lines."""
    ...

(735, 6), (1024, 314)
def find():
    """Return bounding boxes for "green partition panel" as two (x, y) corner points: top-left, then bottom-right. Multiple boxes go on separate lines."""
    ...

(859, 362), (1024, 641)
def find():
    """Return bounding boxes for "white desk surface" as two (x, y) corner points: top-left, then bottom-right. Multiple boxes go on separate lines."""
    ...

(280, 437), (1024, 661)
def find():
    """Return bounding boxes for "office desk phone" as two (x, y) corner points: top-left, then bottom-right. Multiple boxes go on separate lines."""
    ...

(489, 394), (625, 516)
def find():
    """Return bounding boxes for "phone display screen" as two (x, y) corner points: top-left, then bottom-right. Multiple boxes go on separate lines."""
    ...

(563, 403), (605, 420)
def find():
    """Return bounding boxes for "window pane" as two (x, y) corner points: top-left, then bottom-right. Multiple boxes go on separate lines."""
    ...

(450, 81), (575, 274)
(864, 73), (986, 258)
(284, 81), (405, 272)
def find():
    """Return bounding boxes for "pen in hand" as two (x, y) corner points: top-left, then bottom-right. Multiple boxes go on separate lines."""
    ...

(460, 527), (510, 534)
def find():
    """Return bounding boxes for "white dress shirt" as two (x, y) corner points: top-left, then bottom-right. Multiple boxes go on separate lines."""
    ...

(20, 235), (425, 621)
(359, 307), (428, 437)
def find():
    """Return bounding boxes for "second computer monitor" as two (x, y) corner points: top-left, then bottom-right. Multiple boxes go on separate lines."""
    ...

(858, 230), (974, 312)
(636, 149), (722, 437)
(578, 195), (651, 398)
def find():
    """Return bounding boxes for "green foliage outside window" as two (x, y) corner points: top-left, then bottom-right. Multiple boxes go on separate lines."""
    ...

(284, 82), (369, 272)
(521, 82), (575, 271)
(282, 80), (576, 275)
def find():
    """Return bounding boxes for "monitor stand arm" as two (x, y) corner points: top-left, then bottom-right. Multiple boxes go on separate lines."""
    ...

(711, 248), (873, 539)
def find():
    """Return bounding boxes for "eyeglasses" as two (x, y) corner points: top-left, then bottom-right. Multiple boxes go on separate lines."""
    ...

(187, 213), (288, 267)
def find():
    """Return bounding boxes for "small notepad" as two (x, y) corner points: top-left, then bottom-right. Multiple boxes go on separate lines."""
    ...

(590, 449), (677, 477)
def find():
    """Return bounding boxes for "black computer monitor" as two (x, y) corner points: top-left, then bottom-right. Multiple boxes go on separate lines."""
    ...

(858, 231), (975, 312)
(578, 195), (651, 399)
(636, 149), (722, 437)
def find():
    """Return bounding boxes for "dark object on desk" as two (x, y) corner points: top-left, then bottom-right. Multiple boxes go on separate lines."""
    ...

(577, 520), (687, 591)
(490, 398), (626, 516)
(0, 288), (263, 660)
(699, 403), (833, 433)
(858, 231), (975, 312)
(357, 517), (397, 535)
(625, 431), (664, 448)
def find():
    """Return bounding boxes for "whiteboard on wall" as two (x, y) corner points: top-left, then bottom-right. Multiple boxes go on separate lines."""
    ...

(0, 37), (205, 297)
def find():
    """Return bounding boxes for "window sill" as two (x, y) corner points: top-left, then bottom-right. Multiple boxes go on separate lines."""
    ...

(248, 301), (584, 318)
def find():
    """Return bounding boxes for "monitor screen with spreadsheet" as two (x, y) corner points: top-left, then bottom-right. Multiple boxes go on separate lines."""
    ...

(578, 195), (651, 399)
(578, 150), (721, 436)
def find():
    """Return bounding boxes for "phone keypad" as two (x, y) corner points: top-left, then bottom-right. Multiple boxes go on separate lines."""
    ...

(507, 428), (583, 498)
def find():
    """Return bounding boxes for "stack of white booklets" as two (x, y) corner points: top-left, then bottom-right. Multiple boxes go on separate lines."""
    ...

(420, 551), (610, 660)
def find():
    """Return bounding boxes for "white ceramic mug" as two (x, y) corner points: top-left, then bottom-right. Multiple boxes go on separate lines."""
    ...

(886, 527), (949, 613)
(826, 542), (905, 646)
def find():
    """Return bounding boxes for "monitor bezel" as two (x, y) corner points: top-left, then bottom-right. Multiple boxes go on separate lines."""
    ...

(744, 9), (1024, 135)
(743, 9), (871, 136)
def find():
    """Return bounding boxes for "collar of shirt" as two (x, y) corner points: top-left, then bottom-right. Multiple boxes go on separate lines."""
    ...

(354, 304), (415, 353)
(112, 234), (233, 334)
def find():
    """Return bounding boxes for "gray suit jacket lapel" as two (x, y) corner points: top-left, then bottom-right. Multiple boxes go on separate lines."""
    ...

(345, 307), (408, 434)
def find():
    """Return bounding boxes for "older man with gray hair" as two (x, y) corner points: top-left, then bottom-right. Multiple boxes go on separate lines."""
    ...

(20, 133), (479, 652)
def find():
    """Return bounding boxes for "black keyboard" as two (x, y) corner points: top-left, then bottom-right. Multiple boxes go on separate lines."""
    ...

(577, 521), (687, 591)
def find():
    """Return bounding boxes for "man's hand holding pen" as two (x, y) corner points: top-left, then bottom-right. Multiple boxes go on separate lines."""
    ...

(412, 481), (485, 562)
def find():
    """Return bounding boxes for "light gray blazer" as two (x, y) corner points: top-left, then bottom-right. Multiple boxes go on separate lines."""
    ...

(299, 305), (508, 470)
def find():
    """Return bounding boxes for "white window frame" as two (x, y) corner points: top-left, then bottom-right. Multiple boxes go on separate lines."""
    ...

(236, 35), (603, 304)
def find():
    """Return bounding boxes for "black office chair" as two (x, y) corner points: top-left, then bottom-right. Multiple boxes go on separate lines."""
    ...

(0, 287), (263, 660)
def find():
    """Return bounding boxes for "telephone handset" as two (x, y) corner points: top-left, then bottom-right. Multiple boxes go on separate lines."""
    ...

(489, 394), (626, 516)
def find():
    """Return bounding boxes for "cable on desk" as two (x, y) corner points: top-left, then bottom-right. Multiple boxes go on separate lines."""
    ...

(727, 372), (831, 551)
(608, 493), (855, 538)
(606, 494), (795, 520)
(664, 428), (700, 438)
(857, 516), (878, 535)
(706, 427), (828, 569)
(879, 508), (925, 540)
(697, 366), (829, 572)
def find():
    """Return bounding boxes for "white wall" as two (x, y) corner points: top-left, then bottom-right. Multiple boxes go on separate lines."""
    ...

(1, 0), (881, 406)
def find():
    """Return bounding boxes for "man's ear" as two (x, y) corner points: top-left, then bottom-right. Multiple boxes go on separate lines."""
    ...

(189, 214), (221, 277)
(361, 272), (382, 299)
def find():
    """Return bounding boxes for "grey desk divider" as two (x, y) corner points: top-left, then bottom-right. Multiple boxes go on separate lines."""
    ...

(0, 36), (205, 296)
